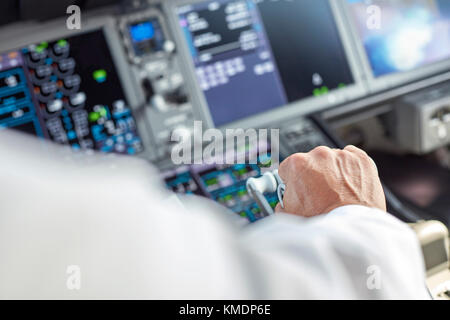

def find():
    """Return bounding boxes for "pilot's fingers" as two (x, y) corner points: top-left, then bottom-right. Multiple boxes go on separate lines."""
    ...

(344, 145), (378, 173)
(278, 153), (308, 183)
(275, 202), (285, 213)
(343, 145), (368, 156)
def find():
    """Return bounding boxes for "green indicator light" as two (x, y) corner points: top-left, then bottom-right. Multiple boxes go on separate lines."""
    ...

(338, 83), (346, 89)
(57, 39), (68, 47)
(270, 201), (278, 208)
(99, 107), (108, 118)
(313, 86), (330, 97)
(237, 189), (247, 196)
(35, 42), (48, 53)
(93, 69), (107, 83)
(206, 178), (218, 186)
(238, 168), (247, 175)
(88, 112), (100, 122)
(259, 154), (272, 167)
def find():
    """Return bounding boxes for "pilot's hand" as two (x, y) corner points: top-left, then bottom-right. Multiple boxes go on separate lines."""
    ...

(275, 145), (386, 217)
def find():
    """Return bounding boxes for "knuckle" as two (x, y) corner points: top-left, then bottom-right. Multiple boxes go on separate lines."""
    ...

(291, 153), (307, 164)
(279, 153), (305, 177)
(345, 145), (368, 157)
(311, 145), (331, 158)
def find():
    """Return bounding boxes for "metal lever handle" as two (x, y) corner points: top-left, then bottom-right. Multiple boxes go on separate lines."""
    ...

(246, 170), (285, 216)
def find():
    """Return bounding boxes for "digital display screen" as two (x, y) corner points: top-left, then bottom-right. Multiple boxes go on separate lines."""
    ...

(162, 142), (279, 222)
(128, 19), (165, 56)
(346, 0), (450, 77)
(0, 30), (143, 155)
(130, 22), (155, 42)
(177, 0), (354, 126)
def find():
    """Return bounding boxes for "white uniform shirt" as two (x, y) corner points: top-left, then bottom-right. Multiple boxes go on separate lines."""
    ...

(0, 131), (430, 299)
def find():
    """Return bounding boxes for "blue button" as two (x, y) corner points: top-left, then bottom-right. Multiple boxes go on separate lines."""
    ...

(67, 130), (76, 140)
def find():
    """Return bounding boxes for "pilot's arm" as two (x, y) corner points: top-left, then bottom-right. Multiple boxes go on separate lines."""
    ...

(0, 132), (430, 299)
(240, 145), (430, 299)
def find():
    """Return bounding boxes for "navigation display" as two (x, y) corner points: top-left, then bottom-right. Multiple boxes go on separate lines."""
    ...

(177, 0), (355, 126)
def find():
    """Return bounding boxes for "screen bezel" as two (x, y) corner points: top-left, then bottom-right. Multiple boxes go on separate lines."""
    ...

(0, 15), (154, 159)
(166, 0), (369, 130)
(338, 0), (450, 93)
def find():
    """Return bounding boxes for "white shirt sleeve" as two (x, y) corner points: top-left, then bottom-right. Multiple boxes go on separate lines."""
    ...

(0, 131), (431, 299)
(240, 205), (431, 299)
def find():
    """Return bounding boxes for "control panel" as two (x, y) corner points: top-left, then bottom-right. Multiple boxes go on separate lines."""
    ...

(280, 118), (334, 154)
(162, 143), (279, 222)
(119, 8), (196, 161)
(0, 30), (143, 154)
(394, 83), (450, 154)
(0, 0), (360, 222)
(0, 0), (342, 222)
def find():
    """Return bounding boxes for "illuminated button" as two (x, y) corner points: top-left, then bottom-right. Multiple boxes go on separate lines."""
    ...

(163, 40), (176, 54)
(58, 58), (76, 72)
(47, 99), (63, 113)
(36, 65), (53, 78)
(5, 75), (18, 87)
(53, 40), (70, 56)
(115, 144), (126, 153)
(113, 100), (126, 111)
(126, 117), (137, 130)
(105, 139), (114, 147)
(41, 82), (58, 95)
(116, 135), (125, 144)
(254, 64), (264, 76)
(64, 75), (81, 88)
(67, 130), (77, 140)
(93, 69), (107, 83)
(12, 109), (25, 118)
(30, 51), (47, 63)
(80, 139), (94, 149)
(70, 92), (86, 106)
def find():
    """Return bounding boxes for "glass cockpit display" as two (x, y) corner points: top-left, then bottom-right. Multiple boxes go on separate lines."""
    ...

(128, 19), (166, 56)
(346, 0), (450, 77)
(177, 0), (355, 126)
(162, 142), (279, 222)
(0, 29), (143, 155)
